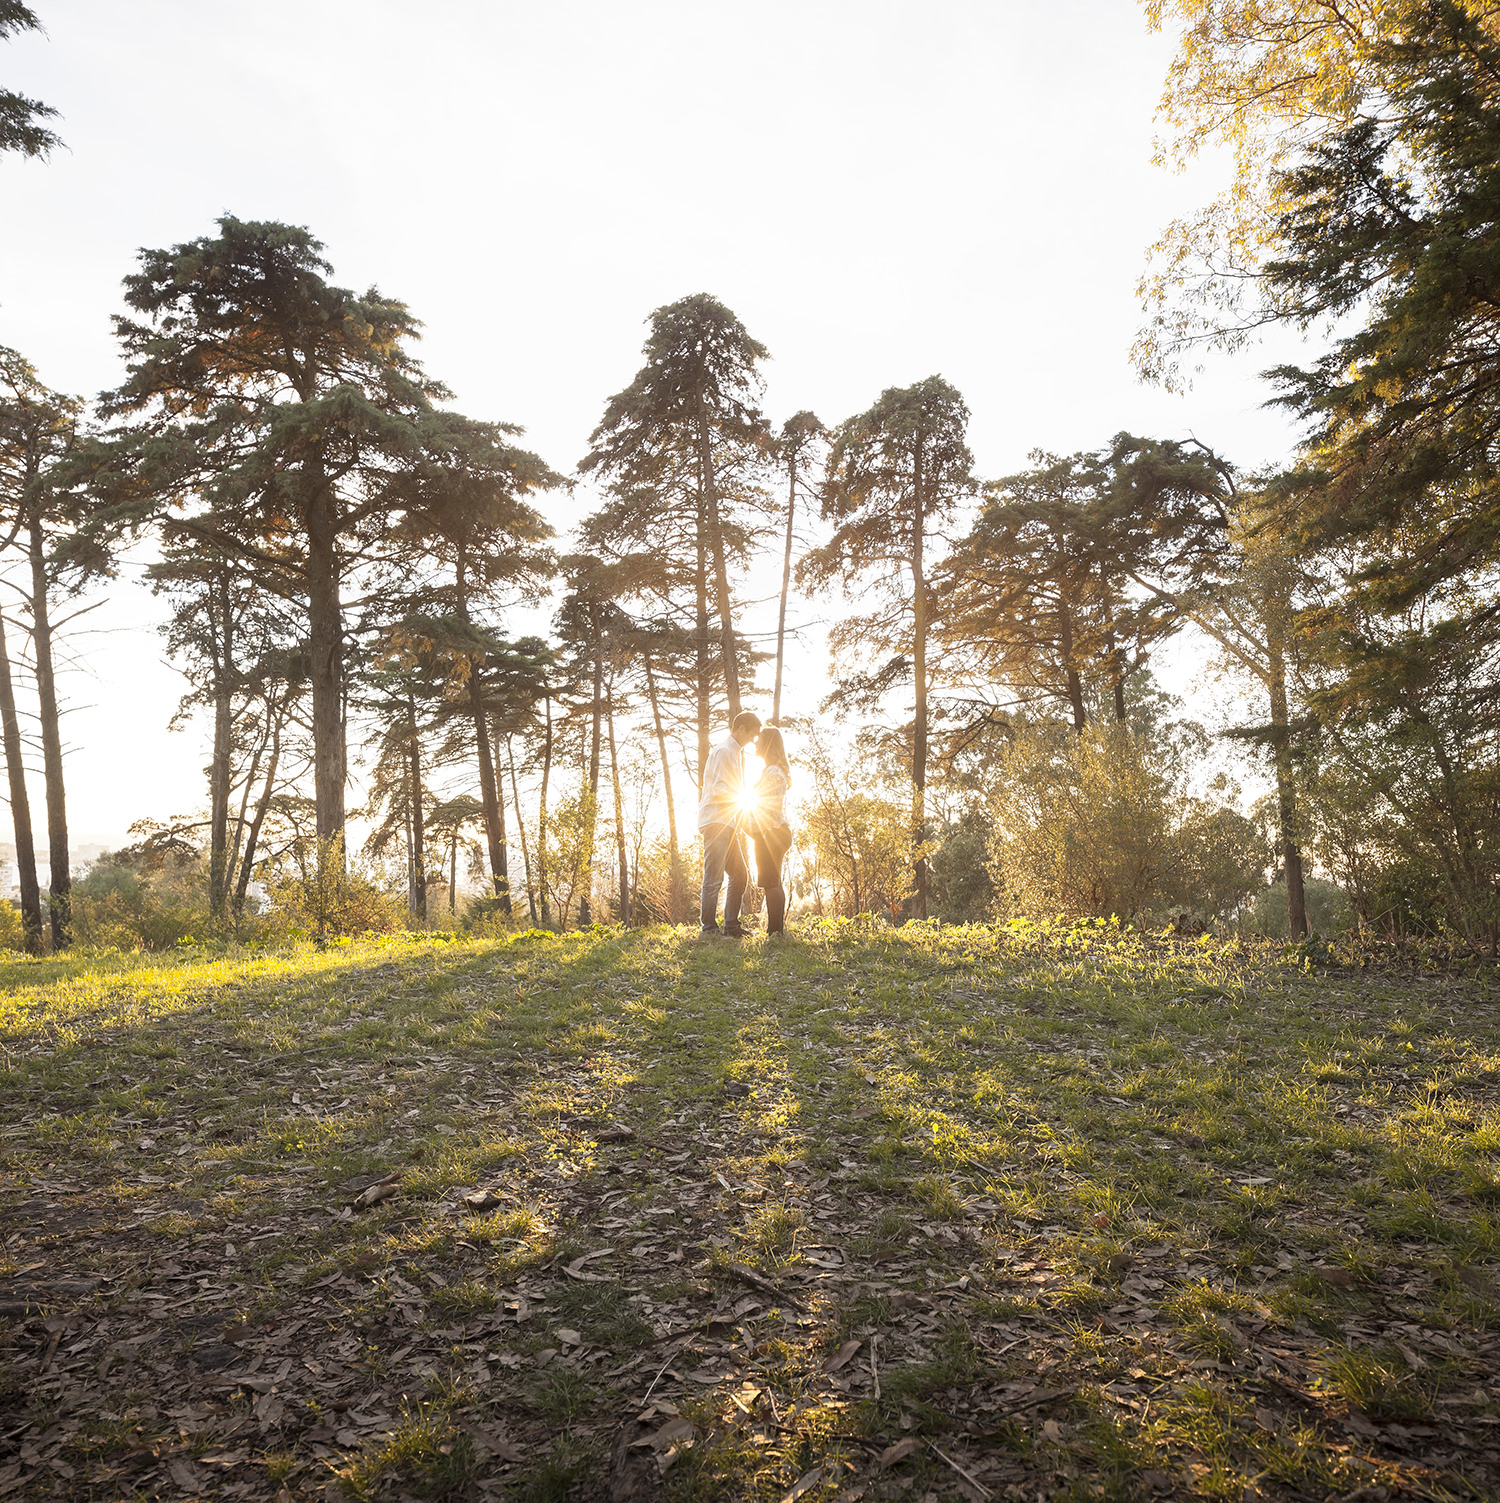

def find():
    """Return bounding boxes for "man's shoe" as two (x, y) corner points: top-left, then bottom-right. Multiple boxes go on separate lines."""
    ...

(722, 923), (747, 939)
(699, 925), (721, 939)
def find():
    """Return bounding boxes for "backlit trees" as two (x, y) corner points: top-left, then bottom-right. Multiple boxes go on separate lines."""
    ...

(803, 377), (978, 918)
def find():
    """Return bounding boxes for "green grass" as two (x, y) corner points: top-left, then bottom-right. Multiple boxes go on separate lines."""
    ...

(1, 918), (1498, 1500)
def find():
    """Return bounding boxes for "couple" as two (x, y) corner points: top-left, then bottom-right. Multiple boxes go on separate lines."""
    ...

(698, 710), (793, 939)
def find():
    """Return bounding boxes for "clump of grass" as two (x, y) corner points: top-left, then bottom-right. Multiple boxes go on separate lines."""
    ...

(1324, 1344), (1438, 1421)
(340, 1401), (477, 1500)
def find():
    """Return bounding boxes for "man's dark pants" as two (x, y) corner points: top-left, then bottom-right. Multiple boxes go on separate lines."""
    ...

(700, 822), (747, 932)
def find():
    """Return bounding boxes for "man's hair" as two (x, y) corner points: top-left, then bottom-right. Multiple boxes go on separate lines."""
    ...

(731, 710), (762, 737)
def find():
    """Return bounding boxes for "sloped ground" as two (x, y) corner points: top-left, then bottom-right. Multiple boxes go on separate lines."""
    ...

(0, 920), (1498, 1502)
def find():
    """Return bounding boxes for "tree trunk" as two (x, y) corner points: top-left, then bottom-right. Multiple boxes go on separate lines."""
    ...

(696, 401), (741, 715)
(233, 697), (283, 916)
(695, 514), (711, 789)
(1058, 594), (1087, 731)
(408, 694), (427, 925)
(0, 607), (43, 953)
(538, 692), (554, 925)
(644, 650), (684, 922)
(469, 668), (509, 906)
(579, 613), (603, 926)
(449, 830), (457, 913)
(492, 721), (511, 916)
(207, 579), (234, 918)
(225, 713), (268, 910)
(773, 453), (797, 723)
(28, 513), (70, 949)
(910, 446), (928, 922)
(1100, 563), (1128, 724)
(606, 674), (629, 925)
(507, 736), (537, 924)
(305, 473), (345, 845)
(1267, 618), (1308, 939)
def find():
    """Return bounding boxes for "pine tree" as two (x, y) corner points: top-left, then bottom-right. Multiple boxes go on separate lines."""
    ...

(0, 344), (86, 948)
(580, 294), (771, 725)
(94, 217), (451, 849)
(802, 377), (978, 919)
(0, 2), (61, 159)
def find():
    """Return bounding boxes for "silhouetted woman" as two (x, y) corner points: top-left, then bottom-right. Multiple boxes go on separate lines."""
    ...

(750, 726), (794, 936)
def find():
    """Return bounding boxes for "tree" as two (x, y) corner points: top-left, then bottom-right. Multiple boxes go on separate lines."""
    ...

(94, 216), (450, 848)
(803, 376), (979, 918)
(580, 293), (771, 729)
(384, 411), (558, 910)
(0, 344), (87, 948)
(1257, 10), (1500, 640)
(1, 2), (61, 159)
(772, 412), (825, 723)
(149, 529), (306, 919)
(941, 451), (1120, 732)
(1137, 0), (1418, 385)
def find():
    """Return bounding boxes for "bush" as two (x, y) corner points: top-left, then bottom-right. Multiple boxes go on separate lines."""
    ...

(930, 816), (995, 923)
(988, 717), (1264, 924)
(0, 901), (24, 952)
(71, 847), (214, 950)
(263, 837), (403, 936)
(1241, 878), (1354, 938)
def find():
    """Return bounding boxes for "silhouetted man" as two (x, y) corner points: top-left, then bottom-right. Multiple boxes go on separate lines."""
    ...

(698, 709), (761, 938)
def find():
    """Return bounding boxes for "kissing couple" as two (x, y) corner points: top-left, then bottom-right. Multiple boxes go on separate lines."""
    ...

(697, 710), (794, 939)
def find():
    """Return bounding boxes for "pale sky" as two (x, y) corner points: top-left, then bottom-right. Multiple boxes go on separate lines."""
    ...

(0, 0), (1304, 845)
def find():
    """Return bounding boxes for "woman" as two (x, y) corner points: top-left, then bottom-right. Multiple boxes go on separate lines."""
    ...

(749, 725), (794, 936)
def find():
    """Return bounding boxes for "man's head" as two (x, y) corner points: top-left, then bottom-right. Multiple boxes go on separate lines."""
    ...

(731, 710), (762, 746)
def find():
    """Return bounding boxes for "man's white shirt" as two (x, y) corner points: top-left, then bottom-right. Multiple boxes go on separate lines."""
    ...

(698, 733), (744, 830)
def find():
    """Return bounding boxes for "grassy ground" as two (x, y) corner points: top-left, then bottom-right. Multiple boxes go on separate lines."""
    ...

(1, 919), (1498, 1503)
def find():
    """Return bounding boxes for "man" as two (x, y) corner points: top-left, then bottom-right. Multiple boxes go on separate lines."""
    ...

(698, 709), (761, 938)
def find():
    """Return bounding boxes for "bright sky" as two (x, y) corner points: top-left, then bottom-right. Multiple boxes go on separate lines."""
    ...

(0, 0), (1305, 846)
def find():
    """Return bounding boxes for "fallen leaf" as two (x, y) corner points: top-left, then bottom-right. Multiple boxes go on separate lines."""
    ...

(564, 1250), (613, 1281)
(632, 1416), (696, 1452)
(596, 1123), (635, 1142)
(461, 1189), (505, 1215)
(167, 1458), (204, 1489)
(460, 1422), (524, 1462)
(879, 1437), (919, 1468)
(779, 1467), (824, 1503)
(824, 1338), (862, 1373)
(556, 1328), (582, 1346)
(351, 1172), (401, 1210)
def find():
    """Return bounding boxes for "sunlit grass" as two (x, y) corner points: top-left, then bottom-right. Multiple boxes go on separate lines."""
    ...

(1, 920), (1498, 1496)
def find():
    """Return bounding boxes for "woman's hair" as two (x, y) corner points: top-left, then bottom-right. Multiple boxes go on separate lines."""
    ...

(757, 726), (791, 781)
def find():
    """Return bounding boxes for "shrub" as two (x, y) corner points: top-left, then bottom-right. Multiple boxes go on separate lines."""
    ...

(930, 815), (995, 922)
(71, 846), (213, 950)
(0, 901), (24, 952)
(1241, 878), (1354, 938)
(262, 836), (403, 936)
(988, 717), (1264, 923)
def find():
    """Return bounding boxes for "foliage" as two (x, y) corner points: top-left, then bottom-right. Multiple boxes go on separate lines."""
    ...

(988, 715), (1264, 923)
(928, 813), (995, 924)
(1136, 0), (1439, 383)
(0, 1), (61, 158)
(1241, 878), (1354, 939)
(69, 843), (220, 951)
(261, 835), (403, 937)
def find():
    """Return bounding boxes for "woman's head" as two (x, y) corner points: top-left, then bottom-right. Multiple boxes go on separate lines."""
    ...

(756, 725), (790, 777)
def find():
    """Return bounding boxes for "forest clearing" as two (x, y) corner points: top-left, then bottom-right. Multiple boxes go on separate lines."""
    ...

(1, 924), (1497, 1502)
